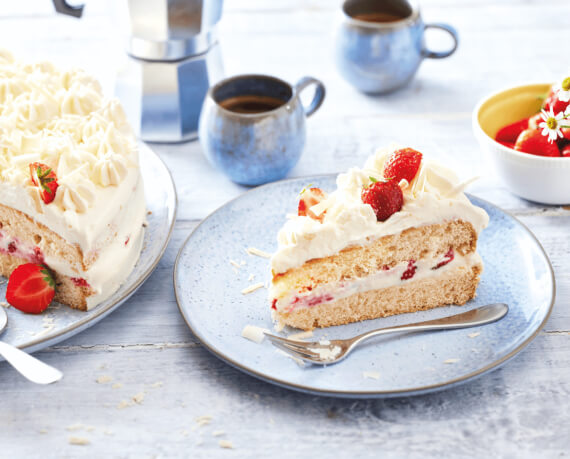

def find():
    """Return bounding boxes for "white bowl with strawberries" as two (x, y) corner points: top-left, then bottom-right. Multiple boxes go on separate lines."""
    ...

(473, 78), (570, 205)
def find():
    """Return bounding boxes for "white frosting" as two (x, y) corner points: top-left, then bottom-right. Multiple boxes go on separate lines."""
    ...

(274, 251), (482, 313)
(271, 145), (489, 274)
(0, 51), (146, 309)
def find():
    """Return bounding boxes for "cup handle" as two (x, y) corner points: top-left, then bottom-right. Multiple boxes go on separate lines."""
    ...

(421, 23), (459, 59)
(294, 77), (326, 118)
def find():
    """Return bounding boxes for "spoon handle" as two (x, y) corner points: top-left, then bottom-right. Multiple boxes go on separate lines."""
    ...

(0, 341), (63, 384)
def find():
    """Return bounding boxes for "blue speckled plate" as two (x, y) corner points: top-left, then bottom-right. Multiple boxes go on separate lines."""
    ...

(174, 176), (554, 398)
(0, 143), (177, 355)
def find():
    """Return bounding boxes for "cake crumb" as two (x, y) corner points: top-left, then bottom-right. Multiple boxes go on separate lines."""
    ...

(96, 375), (112, 384)
(193, 415), (213, 429)
(69, 437), (90, 446)
(150, 381), (163, 388)
(66, 424), (84, 431)
(309, 345), (341, 362)
(240, 260), (246, 266)
(212, 430), (225, 437)
(248, 274), (255, 281)
(444, 358), (460, 364)
(287, 330), (313, 341)
(111, 383), (123, 389)
(241, 283), (265, 295)
(132, 392), (145, 404)
(219, 440), (234, 449)
(362, 371), (380, 380)
(0, 301), (9, 308)
(246, 247), (272, 258)
(104, 429), (114, 436)
(117, 400), (132, 410)
(39, 429), (48, 434)
(273, 320), (285, 332)
(468, 332), (480, 338)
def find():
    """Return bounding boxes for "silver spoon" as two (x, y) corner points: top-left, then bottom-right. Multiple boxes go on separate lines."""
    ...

(265, 303), (508, 365)
(0, 307), (63, 384)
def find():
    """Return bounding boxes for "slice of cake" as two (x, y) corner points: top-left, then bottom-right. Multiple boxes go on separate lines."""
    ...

(269, 145), (489, 330)
(0, 50), (146, 311)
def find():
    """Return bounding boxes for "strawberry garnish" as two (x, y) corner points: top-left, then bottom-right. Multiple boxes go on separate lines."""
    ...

(298, 187), (327, 221)
(361, 179), (403, 222)
(514, 129), (560, 157)
(495, 118), (529, 143)
(29, 162), (58, 204)
(6, 263), (56, 314)
(543, 88), (569, 115)
(383, 148), (423, 183)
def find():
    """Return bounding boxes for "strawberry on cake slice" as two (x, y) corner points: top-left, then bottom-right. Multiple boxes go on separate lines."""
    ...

(0, 50), (146, 312)
(269, 145), (489, 330)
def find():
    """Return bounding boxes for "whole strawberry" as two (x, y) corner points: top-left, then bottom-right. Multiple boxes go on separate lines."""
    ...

(383, 148), (423, 183)
(6, 264), (56, 314)
(298, 187), (327, 221)
(361, 179), (403, 222)
(29, 162), (58, 204)
(514, 129), (560, 157)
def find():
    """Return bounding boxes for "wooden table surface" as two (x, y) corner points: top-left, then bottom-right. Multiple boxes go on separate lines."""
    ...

(2, 1), (570, 457)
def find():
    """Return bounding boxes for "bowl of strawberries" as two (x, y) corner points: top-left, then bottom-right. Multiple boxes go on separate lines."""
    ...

(473, 78), (570, 205)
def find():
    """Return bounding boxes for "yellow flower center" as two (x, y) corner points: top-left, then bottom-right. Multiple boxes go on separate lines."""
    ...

(547, 117), (558, 130)
(562, 77), (570, 92)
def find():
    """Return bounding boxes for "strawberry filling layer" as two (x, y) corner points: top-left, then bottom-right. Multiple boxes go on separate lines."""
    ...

(0, 230), (44, 264)
(272, 250), (482, 314)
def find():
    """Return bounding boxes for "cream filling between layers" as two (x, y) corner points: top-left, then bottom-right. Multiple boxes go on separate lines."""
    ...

(273, 252), (482, 314)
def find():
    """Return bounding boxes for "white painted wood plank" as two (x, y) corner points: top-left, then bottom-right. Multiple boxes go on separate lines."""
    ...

(1, 332), (569, 457)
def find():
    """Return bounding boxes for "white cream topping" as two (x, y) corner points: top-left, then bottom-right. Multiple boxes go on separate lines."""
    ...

(270, 145), (489, 274)
(274, 251), (482, 313)
(0, 51), (146, 309)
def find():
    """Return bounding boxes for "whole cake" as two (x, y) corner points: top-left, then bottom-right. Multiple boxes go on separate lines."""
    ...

(0, 50), (146, 311)
(269, 145), (489, 330)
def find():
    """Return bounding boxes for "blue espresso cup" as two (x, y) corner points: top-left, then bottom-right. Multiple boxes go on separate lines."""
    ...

(198, 74), (325, 186)
(335, 0), (458, 94)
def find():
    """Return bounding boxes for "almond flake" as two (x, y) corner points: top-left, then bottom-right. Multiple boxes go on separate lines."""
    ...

(219, 440), (234, 449)
(468, 332), (480, 339)
(132, 392), (145, 404)
(246, 247), (272, 258)
(444, 358), (460, 364)
(241, 283), (264, 295)
(242, 325), (268, 344)
(69, 437), (90, 446)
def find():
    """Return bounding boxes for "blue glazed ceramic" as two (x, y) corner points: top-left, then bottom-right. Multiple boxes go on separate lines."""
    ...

(198, 75), (325, 186)
(335, 0), (458, 94)
(174, 175), (555, 398)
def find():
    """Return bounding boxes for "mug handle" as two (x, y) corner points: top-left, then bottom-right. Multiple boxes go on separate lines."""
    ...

(421, 23), (459, 59)
(295, 77), (326, 118)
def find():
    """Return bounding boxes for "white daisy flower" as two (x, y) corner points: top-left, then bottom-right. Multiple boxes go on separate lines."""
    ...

(557, 76), (570, 103)
(539, 108), (564, 143)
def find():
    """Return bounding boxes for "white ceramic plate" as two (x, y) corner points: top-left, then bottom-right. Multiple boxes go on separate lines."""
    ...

(174, 175), (554, 398)
(0, 143), (176, 354)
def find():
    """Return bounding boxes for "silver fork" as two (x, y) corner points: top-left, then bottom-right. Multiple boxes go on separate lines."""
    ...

(265, 303), (508, 365)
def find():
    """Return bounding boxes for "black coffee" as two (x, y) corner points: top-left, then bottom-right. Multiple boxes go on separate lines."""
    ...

(219, 95), (285, 114)
(351, 11), (406, 23)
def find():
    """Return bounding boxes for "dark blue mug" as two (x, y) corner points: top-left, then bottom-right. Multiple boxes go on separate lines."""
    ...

(335, 0), (458, 94)
(198, 75), (325, 186)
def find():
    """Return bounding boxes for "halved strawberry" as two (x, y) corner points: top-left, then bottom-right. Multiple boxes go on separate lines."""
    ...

(298, 187), (326, 221)
(6, 263), (56, 314)
(495, 117), (529, 143)
(561, 144), (570, 157)
(514, 129), (560, 157)
(29, 162), (58, 204)
(383, 148), (422, 183)
(361, 179), (403, 222)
